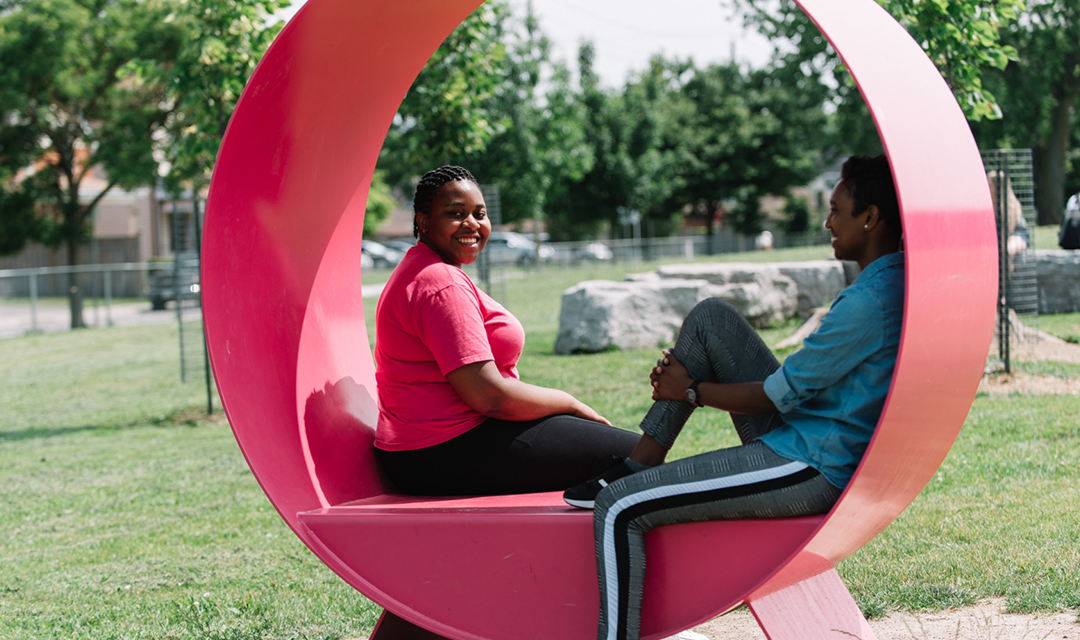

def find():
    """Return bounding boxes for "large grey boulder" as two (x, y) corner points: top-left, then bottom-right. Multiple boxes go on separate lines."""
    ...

(555, 280), (707, 354)
(702, 273), (798, 328)
(656, 261), (843, 318)
(775, 261), (847, 316)
(555, 271), (800, 354)
(1036, 250), (1080, 314)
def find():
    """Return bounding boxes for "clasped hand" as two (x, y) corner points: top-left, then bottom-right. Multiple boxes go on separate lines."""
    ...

(650, 350), (693, 402)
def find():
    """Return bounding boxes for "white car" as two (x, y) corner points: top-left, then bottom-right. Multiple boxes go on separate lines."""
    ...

(361, 240), (405, 269)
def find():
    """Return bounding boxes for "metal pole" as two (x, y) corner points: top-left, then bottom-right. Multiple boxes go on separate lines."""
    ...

(194, 196), (213, 415)
(173, 200), (186, 382)
(104, 269), (113, 327)
(91, 229), (100, 328)
(29, 272), (38, 334)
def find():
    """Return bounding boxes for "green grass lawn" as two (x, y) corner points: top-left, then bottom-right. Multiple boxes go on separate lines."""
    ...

(2, 246), (1078, 639)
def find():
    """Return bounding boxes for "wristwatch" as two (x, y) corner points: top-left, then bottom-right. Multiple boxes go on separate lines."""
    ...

(685, 380), (704, 407)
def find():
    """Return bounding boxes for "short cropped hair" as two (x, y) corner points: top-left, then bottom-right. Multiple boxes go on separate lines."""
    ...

(841, 155), (901, 237)
(413, 166), (479, 238)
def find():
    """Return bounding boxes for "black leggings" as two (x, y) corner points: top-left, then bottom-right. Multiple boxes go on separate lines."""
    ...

(375, 415), (639, 496)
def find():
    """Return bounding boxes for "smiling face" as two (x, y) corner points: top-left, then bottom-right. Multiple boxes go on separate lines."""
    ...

(417, 180), (489, 267)
(824, 180), (872, 265)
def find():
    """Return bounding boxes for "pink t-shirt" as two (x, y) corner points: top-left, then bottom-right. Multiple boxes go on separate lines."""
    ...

(374, 242), (525, 451)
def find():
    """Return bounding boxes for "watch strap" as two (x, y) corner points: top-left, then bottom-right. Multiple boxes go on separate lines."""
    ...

(687, 379), (704, 407)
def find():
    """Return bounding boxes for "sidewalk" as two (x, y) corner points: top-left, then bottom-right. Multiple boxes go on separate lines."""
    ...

(1, 283), (386, 340)
(0, 300), (182, 339)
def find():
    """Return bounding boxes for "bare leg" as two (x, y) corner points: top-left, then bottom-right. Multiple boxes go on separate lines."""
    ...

(627, 434), (668, 467)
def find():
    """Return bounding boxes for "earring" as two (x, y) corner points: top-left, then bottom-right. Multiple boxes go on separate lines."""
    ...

(864, 224), (869, 230)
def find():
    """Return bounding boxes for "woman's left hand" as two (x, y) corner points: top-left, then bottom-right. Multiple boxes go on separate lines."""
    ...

(650, 350), (693, 402)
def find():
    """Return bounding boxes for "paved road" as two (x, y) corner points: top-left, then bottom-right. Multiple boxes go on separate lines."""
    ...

(0, 300), (185, 339)
(0, 283), (387, 340)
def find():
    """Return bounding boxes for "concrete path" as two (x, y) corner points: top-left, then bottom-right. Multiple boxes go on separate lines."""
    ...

(1, 283), (386, 340)
(0, 300), (182, 339)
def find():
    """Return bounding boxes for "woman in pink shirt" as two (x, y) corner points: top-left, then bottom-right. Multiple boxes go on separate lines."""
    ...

(373, 166), (637, 495)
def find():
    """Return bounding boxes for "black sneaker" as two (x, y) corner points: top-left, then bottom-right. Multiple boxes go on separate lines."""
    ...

(563, 460), (638, 509)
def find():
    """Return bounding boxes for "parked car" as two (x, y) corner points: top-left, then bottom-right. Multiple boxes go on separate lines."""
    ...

(148, 254), (200, 310)
(575, 242), (614, 262)
(361, 239), (405, 269)
(484, 231), (554, 266)
(383, 238), (417, 255)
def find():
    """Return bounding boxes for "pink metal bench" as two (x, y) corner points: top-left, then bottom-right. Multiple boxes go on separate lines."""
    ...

(201, 0), (997, 638)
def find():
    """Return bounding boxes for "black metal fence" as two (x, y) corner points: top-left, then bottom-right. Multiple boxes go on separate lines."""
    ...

(982, 148), (1039, 373)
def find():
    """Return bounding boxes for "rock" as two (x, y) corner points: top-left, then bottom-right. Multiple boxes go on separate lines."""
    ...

(702, 273), (798, 328)
(556, 260), (856, 354)
(1036, 249), (1080, 314)
(656, 262), (766, 285)
(555, 279), (707, 354)
(624, 271), (661, 282)
(773, 262), (847, 317)
(655, 261), (842, 318)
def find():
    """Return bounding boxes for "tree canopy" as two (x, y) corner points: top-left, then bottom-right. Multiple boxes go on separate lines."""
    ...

(972, 0), (1080, 224)
(0, 0), (283, 327)
(0, 0), (183, 326)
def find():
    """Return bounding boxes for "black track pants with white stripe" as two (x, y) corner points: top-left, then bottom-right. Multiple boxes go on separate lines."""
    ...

(593, 299), (843, 640)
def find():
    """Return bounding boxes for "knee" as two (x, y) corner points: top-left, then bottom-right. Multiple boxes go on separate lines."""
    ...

(680, 298), (740, 338)
(690, 297), (738, 319)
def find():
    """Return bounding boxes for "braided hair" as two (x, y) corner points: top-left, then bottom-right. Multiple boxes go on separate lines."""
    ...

(841, 155), (901, 238)
(413, 166), (479, 238)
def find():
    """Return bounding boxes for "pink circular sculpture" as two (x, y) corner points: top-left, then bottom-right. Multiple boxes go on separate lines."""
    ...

(202, 1), (997, 638)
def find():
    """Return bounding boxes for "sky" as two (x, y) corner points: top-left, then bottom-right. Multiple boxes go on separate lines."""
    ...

(275, 0), (775, 88)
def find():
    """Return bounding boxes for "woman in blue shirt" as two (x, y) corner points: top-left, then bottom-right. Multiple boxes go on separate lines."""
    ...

(563, 155), (905, 640)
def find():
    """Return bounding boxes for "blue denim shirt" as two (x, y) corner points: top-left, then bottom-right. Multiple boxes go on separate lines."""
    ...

(759, 252), (905, 488)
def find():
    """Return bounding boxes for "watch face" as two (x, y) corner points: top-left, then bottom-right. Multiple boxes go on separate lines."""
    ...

(686, 388), (698, 405)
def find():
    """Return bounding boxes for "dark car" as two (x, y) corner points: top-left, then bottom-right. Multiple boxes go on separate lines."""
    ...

(149, 254), (201, 310)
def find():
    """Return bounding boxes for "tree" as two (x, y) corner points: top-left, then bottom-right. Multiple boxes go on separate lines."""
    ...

(542, 42), (638, 240)
(380, 1), (509, 180)
(972, 0), (1080, 225)
(464, 3), (593, 238)
(0, 0), (183, 327)
(660, 60), (830, 234)
(146, 0), (288, 194)
(364, 170), (397, 235)
(735, 0), (1022, 154)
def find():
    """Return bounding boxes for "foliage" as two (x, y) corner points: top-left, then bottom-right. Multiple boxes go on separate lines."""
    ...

(541, 43), (638, 240)
(463, 4), (594, 231)
(0, 181), (38, 257)
(147, 0), (288, 194)
(970, 0), (1080, 224)
(734, 0), (1023, 157)
(548, 52), (830, 238)
(884, 0), (1022, 120)
(664, 60), (830, 234)
(381, 2), (509, 177)
(0, 0), (183, 326)
(782, 194), (814, 233)
(364, 170), (397, 235)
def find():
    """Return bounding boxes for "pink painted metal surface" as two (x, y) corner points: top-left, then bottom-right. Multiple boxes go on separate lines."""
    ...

(749, 569), (879, 640)
(201, 0), (996, 638)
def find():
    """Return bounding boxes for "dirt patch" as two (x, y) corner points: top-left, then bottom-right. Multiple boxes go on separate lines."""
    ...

(979, 370), (1080, 395)
(983, 321), (1080, 394)
(692, 600), (1079, 639)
